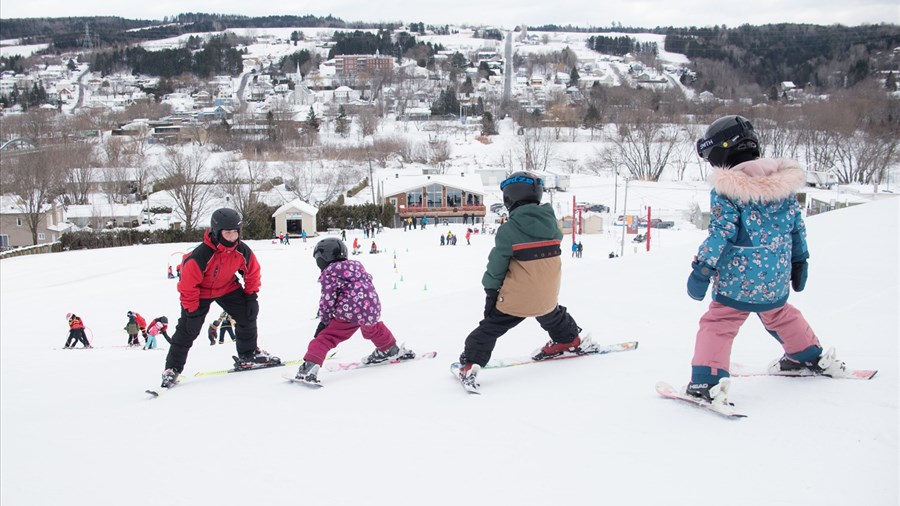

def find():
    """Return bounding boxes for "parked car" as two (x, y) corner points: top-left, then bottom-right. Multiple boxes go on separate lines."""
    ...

(490, 203), (505, 214)
(587, 204), (609, 213)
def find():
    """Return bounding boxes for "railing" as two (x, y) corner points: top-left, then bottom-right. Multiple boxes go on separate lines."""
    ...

(398, 205), (485, 217)
(0, 241), (61, 260)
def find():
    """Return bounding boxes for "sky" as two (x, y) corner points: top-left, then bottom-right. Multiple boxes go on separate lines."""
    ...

(1, 0), (897, 28)
(0, 185), (896, 506)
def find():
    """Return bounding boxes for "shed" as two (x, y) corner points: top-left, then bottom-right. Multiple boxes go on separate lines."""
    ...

(272, 199), (318, 237)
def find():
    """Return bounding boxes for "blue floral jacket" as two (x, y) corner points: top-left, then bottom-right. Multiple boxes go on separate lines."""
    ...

(695, 158), (809, 311)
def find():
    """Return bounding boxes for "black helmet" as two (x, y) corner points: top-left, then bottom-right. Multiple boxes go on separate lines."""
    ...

(159, 316), (169, 324)
(127, 311), (134, 318)
(210, 208), (242, 237)
(313, 237), (348, 270)
(501, 171), (543, 211)
(696, 115), (760, 168)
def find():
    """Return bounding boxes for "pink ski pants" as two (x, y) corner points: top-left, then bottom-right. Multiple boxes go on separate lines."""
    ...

(304, 319), (396, 365)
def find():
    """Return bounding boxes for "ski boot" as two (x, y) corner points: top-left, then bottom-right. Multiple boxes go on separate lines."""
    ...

(458, 363), (481, 392)
(768, 347), (846, 377)
(294, 361), (321, 385)
(685, 378), (732, 405)
(233, 348), (282, 370)
(362, 344), (415, 365)
(160, 368), (180, 389)
(531, 336), (583, 361)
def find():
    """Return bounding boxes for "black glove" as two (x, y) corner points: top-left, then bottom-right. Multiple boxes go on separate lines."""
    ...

(483, 288), (499, 318)
(791, 261), (808, 292)
(687, 260), (715, 301)
(246, 293), (259, 321)
(314, 321), (327, 337)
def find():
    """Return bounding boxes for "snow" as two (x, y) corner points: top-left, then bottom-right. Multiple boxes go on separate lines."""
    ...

(1, 180), (896, 504)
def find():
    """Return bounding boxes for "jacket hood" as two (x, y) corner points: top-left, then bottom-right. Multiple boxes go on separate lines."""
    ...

(507, 203), (560, 238)
(710, 158), (805, 203)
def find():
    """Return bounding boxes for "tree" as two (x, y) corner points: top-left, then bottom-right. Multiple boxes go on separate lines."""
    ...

(460, 76), (475, 95)
(215, 152), (269, 236)
(569, 66), (580, 87)
(334, 106), (350, 137)
(481, 111), (498, 136)
(0, 147), (67, 245)
(515, 128), (554, 171)
(599, 114), (681, 181)
(157, 146), (214, 231)
(304, 106), (320, 132)
(583, 103), (602, 139)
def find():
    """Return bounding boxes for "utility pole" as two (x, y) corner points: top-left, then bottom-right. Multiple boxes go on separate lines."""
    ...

(619, 177), (629, 257)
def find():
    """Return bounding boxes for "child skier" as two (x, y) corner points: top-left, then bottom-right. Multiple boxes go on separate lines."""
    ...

(292, 238), (415, 385)
(217, 312), (236, 343)
(147, 316), (171, 344)
(64, 313), (91, 348)
(144, 316), (168, 350)
(684, 114), (847, 405)
(125, 312), (141, 346)
(455, 172), (586, 391)
(159, 208), (281, 389)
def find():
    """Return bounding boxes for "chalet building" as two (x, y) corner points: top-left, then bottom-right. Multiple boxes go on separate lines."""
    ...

(379, 174), (485, 227)
(272, 199), (318, 237)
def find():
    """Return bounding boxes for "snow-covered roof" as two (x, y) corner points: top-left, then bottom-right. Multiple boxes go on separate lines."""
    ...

(272, 198), (318, 217)
(381, 174), (485, 197)
(64, 203), (144, 219)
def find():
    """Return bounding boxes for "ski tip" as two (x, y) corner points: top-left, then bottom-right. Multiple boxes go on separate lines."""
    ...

(145, 390), (160, 398)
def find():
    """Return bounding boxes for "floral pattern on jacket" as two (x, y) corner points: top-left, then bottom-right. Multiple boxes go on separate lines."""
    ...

(317, 259), (382, 326)
(695, 158), (808, 311)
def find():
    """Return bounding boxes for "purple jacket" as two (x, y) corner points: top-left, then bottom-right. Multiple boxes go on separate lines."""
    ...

(317, 259), (382, 326)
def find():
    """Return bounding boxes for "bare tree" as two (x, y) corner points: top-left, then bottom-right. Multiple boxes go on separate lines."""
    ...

(215, 151), (269, 219)
(357, 108), (380, 138)
(158, 146), (214, 231)
(0, 148), (67, 244)
(515, 128), (555, 171)
(600, 115), (681, 181)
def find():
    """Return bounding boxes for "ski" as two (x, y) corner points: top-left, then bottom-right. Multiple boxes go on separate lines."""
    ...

(283, 374), (324, 389)
(146, 378), (183, 398)
(322, 351), (437, 372)
(655, 381), (747, 419)
(193, 351), (337, 378)
(484, 340), (638, 369)
(729, 363), (877, 380)
(449, 363), (481, 394)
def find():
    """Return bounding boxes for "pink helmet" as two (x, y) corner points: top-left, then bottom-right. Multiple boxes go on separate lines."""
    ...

(66, 313), (73, 320)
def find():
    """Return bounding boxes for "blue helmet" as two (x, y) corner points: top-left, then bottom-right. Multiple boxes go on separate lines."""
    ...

(501, 171), (543, 210)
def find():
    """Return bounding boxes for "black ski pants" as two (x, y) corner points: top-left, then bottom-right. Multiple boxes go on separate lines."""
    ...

(65, 329), (90, 348)
(461, 304), (580, 367)
(164, 289), (258, 372)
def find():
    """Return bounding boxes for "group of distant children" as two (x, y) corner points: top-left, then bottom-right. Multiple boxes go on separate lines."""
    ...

(64, 312), (170, 350)
(65, 114), (855, 407)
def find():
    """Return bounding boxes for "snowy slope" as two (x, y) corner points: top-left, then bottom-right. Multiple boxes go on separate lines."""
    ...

(0, 197), (896, 506)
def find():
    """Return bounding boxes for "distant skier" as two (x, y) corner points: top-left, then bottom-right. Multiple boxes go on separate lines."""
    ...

(158, 208), (281, 389)
(684, 114), (848, 406)
(216, 311), (236, 343)
(292, 238), (416, 385)
(64, 313), (91, 348)
(455, 172), (586, 391)
(144, 316), (168, 350)
(124, 311), (141, 346)
(147, 316), (171, 344)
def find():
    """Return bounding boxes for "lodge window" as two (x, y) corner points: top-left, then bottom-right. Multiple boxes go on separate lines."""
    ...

(426, 184), (442, 208)
(446, 188), (462, 207)
(407, 191), (423, 207)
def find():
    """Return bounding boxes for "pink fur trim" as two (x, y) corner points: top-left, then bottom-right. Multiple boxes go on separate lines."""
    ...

(710, 159), (805, 203)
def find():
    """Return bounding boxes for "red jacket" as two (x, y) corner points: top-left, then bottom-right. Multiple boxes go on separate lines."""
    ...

(177, 230), (261, 312)
(68, 317), (85, 330)
(134, 313), (147, 329)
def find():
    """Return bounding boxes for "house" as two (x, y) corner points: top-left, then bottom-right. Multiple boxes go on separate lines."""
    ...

(272, 199), (318, 237)
(0, 196), (68, 249)
(64, 203), (145, 229)
(379, 174), (486, 226)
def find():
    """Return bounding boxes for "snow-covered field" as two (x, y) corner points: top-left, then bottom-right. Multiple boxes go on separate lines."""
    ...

(1, 187), (896, 505)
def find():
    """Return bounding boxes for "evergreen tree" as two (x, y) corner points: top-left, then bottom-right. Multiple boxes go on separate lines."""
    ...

(481, 111), (498, 136)
(885, 71), (897, 92)
(569, 66), (580, 87)
(460, 76), (475, 95)
(583, 103), (601, 130)
(305, 106), (320, 132)
(335, 105), (350, 137)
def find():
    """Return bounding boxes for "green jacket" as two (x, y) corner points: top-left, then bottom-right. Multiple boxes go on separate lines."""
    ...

(482, 203), (563, 317)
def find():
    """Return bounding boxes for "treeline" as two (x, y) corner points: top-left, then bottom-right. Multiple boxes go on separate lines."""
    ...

(664, 24), (900, 89)
(0, 16), (152, 41)
(316, 203), (395, 231)
(586, 35), (658, 57)
(528, 24), (667, 34)
(327, 30), (445, 63)
(91, 35), (243, 77)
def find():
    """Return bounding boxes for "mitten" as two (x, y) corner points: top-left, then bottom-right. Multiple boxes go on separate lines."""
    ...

(483, 288), (499, 318)
(314, 321), (327, 337)
(687, 260), (715, 301)
(791, 261), (808, 292)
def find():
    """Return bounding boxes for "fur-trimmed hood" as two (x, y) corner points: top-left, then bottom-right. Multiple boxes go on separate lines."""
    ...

(710, 158), (806, 203)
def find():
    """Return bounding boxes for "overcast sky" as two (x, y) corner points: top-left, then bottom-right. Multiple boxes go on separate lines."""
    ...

(1, 0), (898, 28)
